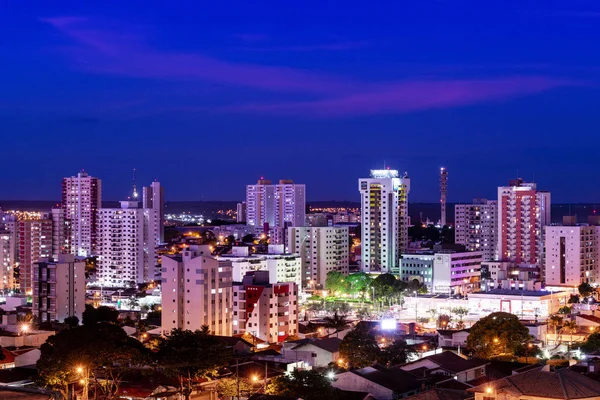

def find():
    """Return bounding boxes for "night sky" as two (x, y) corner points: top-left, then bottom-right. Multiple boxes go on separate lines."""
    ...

(2, 1), (600, 202)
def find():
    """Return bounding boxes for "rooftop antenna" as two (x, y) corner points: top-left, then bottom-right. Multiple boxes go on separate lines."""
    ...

(132, 168), (138, 199)
(440, 167), (448, 227)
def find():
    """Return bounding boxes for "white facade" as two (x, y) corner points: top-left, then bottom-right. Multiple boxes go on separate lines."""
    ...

(497, 179), (551, 265)
(400, 251), (482, 294)
(97, 201), (150, 286)
(142, 181), (164, 244)
(359, 170), (410, 272)
(545, 225), (600, 287)
(0, 230), (14, 290)
(455, 199), (497, 261)
(232, 271), (298, 343)
(32, 254), (85, 323)
(218, 246), (301, 288)
(50, 208), (65, 258)
(246, 179), (306, 228)
(287, 226), (349, 287)
(62, 171), (102, 257)
(161, 245), (233, 335)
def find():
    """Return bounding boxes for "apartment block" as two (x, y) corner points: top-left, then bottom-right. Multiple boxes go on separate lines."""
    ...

(233, 270), (298, 343)
(161, 245), (233, 335)
(455, 198), (497, 261)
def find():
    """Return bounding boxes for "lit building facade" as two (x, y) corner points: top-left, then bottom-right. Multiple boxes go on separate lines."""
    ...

(233, 270), (298, 343)
(17, 218), (52, 293)
(455, 199), (498, 261)
(142, 181), (164, 244)
(62, 171), (102, 257)
(246, 179), (306, 228)
(32, 254), (85, 323)
(497, 179), (550, 265)
(0, 229), (15, 290)
(359, 169), (410, 272)
(287, 226), (349, 287)
(161, 245), (233, 335)
(545, 225), (600, 287)
(97, 201), (150, 286)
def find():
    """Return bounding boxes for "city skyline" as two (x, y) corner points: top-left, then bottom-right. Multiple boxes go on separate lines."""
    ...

(2, 2), (600, 202)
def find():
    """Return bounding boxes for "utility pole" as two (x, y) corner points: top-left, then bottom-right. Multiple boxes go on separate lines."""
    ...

(236, 358), (240, 400)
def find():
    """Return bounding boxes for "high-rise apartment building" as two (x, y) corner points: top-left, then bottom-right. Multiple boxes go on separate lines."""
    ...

(50, 208), (65, 258)
(219, 246), (302, 289)
(233, 271), (298, 343)
(236, 202), (247, 223)
(0, 229), (15, 290)
(62, 171), (102, 257)
(359, 169), (410, 272)
(142, 181), (164, 244)
(32, 254), (85, 323)
(455, 199), (498, 261)
(17, 218), (52, 293)
(545, 225), (600, 287)
(246, 179), (306, 228)
(97, 201), (151, 286)
(497, 179), (551, 265)
(161, 245), (233, 335)
(287, 227), (349, 287)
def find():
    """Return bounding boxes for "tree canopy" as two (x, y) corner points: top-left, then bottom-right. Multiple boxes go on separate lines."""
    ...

(267, 369), (334, 400)
(37, 322), (148, 400)
(339, 325), (381, 368)
(157, 328), (231, 400)
(82, 304), (119, 325)
(466, 312), (531, 359)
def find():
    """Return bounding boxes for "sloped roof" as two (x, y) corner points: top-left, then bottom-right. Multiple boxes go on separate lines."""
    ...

(577, 315), (600, 324)
(351, 366), (422, 394)
(404, 388), (469, 400)
(292, 337), (342, 354)
(420, 352), (488, 374)
(469, 366), (600, 399)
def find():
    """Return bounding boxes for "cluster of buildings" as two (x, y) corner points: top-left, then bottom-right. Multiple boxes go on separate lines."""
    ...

(0, 170), (164, 323)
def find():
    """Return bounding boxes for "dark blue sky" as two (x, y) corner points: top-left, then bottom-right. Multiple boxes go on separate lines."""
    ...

(2, 1), (600, 202)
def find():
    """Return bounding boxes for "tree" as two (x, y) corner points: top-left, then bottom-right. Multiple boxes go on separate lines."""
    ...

(64, 316), (79, 328)
(452, 307), (469, 323)
(437, 314), (452, 329)
(380, 339), (415, 366)
(579, 282), (594, 298)
(82, 304), (119, 325)
(561, 321), (578, 348)
(242, 234), (255, 243)
(37, 323), (147, 400)
(267, 369), (334, 400)
(346, 272), (372, 300)
(558, 306), (572, 315)
(127, 296), (140, 310)
(323, 312), (351, 338)
(216, 377), (253, 399)
(340, 325), (380, 368)
(466, 312), (531, 359)
(325, 271), (349, 295)
(157, 328), (230, 400)
(549, 314), (563, 343)
(581, 332), (600, 354)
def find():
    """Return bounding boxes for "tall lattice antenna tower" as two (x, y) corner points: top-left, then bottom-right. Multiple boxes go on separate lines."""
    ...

(132, 168), (138, 199)
(440, 167), (448, 227)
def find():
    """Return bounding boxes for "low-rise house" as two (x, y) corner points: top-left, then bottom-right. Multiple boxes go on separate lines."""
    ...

(399, 352), (488, 383)
(281, 338), (342, 368)
(437, 330), (470, 348)
(215, 336), (254, 355)
(576, 315), (600, 328)
(333, 365), (423, 400)
(469, 365), (600, 400)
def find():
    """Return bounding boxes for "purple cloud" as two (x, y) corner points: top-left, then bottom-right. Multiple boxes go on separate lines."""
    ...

(42, 16), (576, 118)
(220, 77), (574, 117)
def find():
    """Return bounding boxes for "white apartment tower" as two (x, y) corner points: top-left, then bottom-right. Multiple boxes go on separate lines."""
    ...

(545, 225), (600, 287)
(497, 179), (551, 265)
(246, 179), (306, 228)
(97, 201), (150, 286)
(142, 181), (164, 244)
(62, 171), (102, 257)
(359, 169), (410, 272)
(455, 199), (498, 261)
(32, 254), (85, 323)
(287, 226), (349, 287)
(161, 245), (233, 335)
(0, 230), (15, 290)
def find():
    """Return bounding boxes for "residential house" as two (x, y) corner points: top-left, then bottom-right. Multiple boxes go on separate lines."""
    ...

(399, 352), (488, 383)
(437, 330), (470, 348)
(333, 365), (423, 400)
(280, 338), (342, 368)
(469, 365), (600, 400)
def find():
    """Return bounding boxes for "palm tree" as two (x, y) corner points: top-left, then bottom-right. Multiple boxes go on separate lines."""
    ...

(127, 296), (140, 310)
(549, 314), (563, 344)
(323, 312), (350, 338)
(562, 320), (578, 349)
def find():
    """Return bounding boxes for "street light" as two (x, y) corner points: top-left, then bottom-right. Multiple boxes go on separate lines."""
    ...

(252, 375), (258, 383)
(20, 323), (30, 336)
